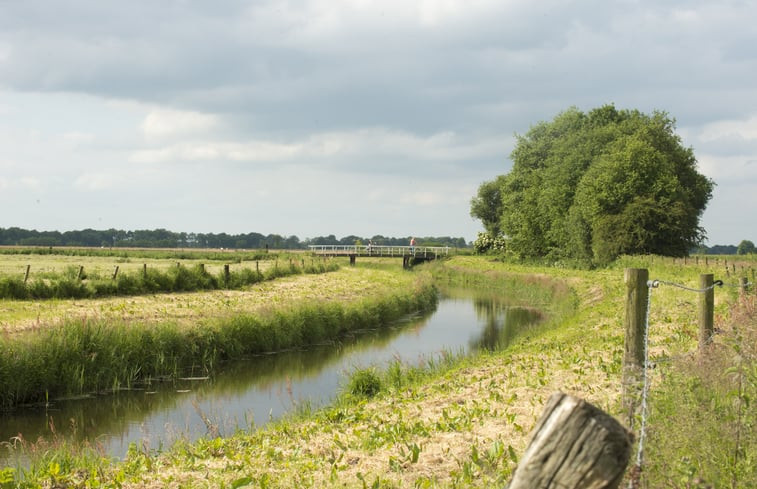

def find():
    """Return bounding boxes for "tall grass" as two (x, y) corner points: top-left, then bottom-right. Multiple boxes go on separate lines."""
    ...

(0, 260), (338, 300)
(0, 278), (437, 409)
(643, 297), (757, 488)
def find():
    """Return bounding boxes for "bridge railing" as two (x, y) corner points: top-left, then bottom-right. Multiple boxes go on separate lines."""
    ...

(308, 245), (450, 257)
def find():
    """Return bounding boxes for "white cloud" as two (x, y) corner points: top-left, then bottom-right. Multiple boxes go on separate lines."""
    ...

(74, 172), (118, 191)
(141, 108), (220, 140)
(400, 191), (442, 206)
(129, 128), (504, 168)
(62, 131), (95, 148)
(696, 153), (757, 184)
(18, 177), (43, 191)
(699, 116), (757, 142)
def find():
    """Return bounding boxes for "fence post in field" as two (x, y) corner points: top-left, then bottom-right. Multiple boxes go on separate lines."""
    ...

(112, 266), (119, 280)
(698, 273), (714, 352)
(77, 265), (84, 280)
(623, 268), (648, 428)
(739, 277), (749, 299)
(505, 392), (633, 489)
(143, 263), (147, 278)
(199, 263), (205, 274)
(256, 261), (259, 274)
(224, 264), (230, 285)
(24, 264), (30, 284)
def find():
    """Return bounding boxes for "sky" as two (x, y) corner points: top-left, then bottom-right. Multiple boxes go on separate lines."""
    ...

(1, 0), (755, 246)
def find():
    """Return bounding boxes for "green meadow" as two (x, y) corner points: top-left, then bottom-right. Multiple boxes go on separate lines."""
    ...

(0, 253), (754, 488)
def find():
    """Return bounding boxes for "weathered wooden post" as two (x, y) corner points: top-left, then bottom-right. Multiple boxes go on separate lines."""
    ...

(739, 277), (749, 299)
(112, 266), (119, 280)
(199, 263), (205, 274)
(623, 268), (648, 429)
(24, 265), (30, 284)
(256, 261), (260, 274)
(77, 265), (84, 280)
(505, 392), (633, 489)
(698, 273), (714, 352)
(224, 264), (230, 283)
(143, 263), (148, 278)
(349, 254), (356, 266)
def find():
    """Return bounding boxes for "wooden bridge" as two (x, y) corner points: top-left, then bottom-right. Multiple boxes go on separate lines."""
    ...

(308, 245), (450, 268)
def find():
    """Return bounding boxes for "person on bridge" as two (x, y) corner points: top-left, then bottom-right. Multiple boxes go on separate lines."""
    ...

(410, 237), (416, 254)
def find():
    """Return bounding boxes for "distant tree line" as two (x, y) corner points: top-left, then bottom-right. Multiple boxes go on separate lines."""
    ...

(696, 240), (756, 255)
(0, 227), (468, 250)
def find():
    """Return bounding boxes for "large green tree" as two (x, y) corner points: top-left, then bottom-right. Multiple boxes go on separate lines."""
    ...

(472, 105), (714, 264)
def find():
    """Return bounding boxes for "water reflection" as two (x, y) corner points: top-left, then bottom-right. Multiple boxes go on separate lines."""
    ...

(1, 288), (544, 464)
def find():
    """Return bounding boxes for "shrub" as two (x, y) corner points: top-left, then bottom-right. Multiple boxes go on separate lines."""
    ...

(347, 367), (383, 398)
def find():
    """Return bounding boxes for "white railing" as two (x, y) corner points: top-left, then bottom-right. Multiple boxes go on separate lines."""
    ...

(308, 244), (450, 257)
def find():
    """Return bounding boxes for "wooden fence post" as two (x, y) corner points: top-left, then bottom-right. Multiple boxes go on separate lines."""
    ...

(24, 265), (30, 284)
(112, 266), (119, 280)
(224, 264), (230, 283)
(77, 266), (84, 280)
(739, 277), (749, 299)
(505, 392), (633, 489)
(143, 263), (148, 278)
(698, 273), (714, 352)
(623, 268), (648, 428)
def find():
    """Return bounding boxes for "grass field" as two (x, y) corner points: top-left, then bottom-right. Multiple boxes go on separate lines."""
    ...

(1, 254), (755, 488)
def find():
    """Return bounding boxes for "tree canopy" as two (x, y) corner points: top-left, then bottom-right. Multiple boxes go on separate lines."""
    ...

(471, 105), (714, 264)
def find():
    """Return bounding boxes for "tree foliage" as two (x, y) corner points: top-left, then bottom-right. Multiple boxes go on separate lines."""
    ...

(472, 105), (714, 264)
(737, 240), (756, 255)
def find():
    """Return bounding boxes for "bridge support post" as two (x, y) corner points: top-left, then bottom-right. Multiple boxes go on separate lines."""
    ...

(349, 254), (356, 266)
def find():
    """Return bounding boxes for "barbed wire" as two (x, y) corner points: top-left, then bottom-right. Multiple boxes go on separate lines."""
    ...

(629, 276), (753, 488)
(649, 278), (753, 292)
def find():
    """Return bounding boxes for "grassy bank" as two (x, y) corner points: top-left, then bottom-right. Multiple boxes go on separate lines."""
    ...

(4, 255), (755, 488)
(0, 263), (437, 409)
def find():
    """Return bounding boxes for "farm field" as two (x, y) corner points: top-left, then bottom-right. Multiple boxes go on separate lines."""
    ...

(0, 259), (398, 335)
(0, 253), (284, 280)
(1, 254), (755, 488)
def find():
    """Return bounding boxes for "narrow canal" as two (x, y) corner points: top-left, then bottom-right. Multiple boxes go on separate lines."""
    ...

(0, 287), (544, 464)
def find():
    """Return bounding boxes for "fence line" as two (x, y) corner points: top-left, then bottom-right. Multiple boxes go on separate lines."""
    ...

(625, 270), (753, 488)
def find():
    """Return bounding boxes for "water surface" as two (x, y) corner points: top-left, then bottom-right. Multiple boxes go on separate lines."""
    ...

(0, 287), (543, 463)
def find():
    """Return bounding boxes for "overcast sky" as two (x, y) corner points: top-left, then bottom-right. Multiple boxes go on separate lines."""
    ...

(1, 0), (755, 245)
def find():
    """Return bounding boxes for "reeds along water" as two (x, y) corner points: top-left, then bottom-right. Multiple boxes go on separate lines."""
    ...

(0, 280), (438, 410)
(0, 260), (340, 300)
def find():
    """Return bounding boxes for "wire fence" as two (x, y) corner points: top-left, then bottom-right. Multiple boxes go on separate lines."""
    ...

(627, 275), (754, 489)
